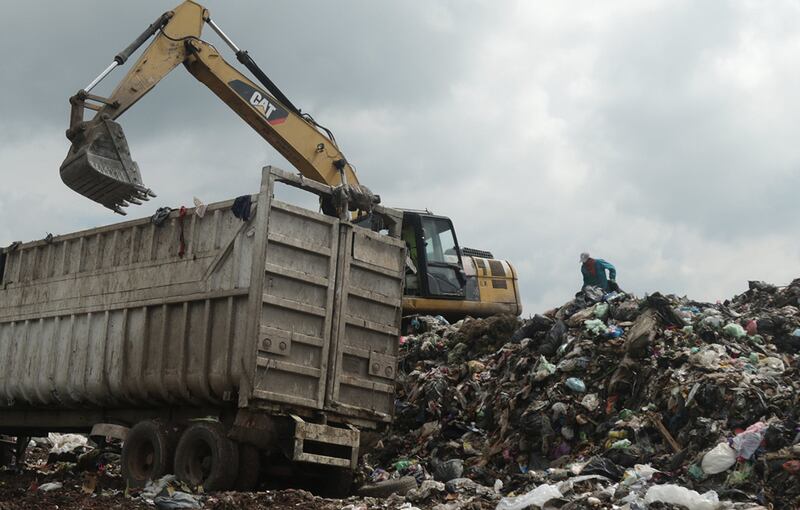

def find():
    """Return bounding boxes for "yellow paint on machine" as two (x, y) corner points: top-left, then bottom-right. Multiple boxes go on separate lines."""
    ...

(404, 258), (521, 318)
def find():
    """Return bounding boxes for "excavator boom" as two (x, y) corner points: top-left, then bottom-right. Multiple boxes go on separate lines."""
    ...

(61, 0), (359, 214)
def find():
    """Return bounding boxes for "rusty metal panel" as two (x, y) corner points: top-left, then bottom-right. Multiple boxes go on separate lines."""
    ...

(290, 414), (359, 468)
(250, 198), (339, 410)
(325, 225), (405, 423)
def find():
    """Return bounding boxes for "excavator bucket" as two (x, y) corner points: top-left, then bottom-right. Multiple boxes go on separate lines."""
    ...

(60, 117), (154, 214)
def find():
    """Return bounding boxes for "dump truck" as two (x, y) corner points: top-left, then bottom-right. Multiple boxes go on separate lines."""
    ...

(0, 167), (405, 493)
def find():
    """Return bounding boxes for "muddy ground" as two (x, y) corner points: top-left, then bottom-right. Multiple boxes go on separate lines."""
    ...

(0, 444), (459, 510)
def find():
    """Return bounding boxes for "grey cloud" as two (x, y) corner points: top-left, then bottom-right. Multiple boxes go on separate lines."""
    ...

(2, 0), (800, 316)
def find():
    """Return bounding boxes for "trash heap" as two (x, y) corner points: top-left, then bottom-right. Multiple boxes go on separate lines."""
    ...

(359, 280), (800, 509)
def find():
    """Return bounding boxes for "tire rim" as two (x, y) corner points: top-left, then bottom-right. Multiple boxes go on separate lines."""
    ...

(182, 439), (213, 486)
(128, 440), (156, 480)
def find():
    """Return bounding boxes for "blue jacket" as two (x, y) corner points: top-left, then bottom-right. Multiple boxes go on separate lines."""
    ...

(581, 258), (616, 291)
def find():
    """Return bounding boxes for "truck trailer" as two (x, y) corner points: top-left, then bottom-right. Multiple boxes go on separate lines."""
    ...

(0, 167), (405, 492)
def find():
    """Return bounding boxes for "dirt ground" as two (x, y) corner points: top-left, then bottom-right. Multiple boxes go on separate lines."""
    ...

(0, 444), (428, 510)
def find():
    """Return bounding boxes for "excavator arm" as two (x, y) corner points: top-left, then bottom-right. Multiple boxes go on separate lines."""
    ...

(62, 0), (360, 214)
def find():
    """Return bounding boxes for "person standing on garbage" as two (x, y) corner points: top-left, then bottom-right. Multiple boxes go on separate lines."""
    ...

(580, 252), (618, 292)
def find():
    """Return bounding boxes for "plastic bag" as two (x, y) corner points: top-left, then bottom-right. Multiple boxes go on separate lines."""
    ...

(593, 303), (610, 319)
(732, 421), (767, 459)
(701, 315), (723, 329)
(689, 345), (726, 370)
(495, 484), (562, 510)
(47, 433), (88, 455)
(581, 393), (599, 411)
(621, 464), (658, 487)
(153, 491), (202, 509)
(722, 323), (746, 338)
(557, 356), (590, 373)
(644, 484), (720, 510)
(533, 356), (557, 381)
(701, 442), (736, 474)
(611, 439), (631, 449)
(758, 356), (785, 376)
(565, 377), (586, 393)
(584, 319), (608, 336)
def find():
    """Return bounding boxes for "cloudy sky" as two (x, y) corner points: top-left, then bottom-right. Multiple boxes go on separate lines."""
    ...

(2, 0), (799, 314)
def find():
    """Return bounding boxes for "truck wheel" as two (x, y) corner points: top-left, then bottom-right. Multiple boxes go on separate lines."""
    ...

(174, 421), (239, 491)
(0, 443), (13, 468)
(356, 475), (418, 497)
(321, 468), (354, 498)
(234, 443), (261, 491)
(121, 420), (177, 488)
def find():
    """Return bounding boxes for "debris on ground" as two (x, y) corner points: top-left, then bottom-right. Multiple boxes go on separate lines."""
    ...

(361, 280), (800, 509)
(1, 279), (798, 509)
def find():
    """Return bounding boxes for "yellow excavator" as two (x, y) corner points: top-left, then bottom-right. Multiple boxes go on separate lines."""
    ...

(60, 0), (521, 320)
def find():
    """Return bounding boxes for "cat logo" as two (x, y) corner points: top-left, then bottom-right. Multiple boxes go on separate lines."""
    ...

(228, 79), (289, 125)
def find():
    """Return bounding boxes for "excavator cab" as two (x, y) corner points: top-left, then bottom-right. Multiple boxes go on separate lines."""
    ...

(402, 212), (467, 299)
(401, 210), (522, 320)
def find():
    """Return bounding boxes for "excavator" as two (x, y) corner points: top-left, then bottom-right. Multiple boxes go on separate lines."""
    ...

(60, 0), (521, 320)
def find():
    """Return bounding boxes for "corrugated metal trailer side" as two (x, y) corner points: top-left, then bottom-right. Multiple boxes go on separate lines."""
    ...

(0, 194), (256, 409)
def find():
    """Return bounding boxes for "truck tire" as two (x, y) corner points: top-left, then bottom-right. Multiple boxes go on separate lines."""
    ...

(121, 420), (177, 488)
(174, 421), (239, 491)
(321, 468), (354, 498)
(234, 443), (261, 491)
(356, 475), (418, 498)
(0, 443), (12, 468)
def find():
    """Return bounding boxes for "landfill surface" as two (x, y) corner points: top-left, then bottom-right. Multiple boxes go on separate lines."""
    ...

(1, 279), (799, 509)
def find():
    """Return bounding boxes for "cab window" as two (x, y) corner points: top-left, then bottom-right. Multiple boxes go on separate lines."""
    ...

(420, 217), (464, 297)
(421, 217), (459, 265)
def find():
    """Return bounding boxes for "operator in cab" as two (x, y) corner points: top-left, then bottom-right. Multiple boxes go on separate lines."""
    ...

(580, 252), (618, 292)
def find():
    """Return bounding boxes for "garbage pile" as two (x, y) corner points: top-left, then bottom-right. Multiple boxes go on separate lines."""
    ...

(359, 279), (800, 509)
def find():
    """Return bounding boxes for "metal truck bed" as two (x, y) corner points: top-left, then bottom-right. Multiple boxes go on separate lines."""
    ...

(0, 167), (404, 437)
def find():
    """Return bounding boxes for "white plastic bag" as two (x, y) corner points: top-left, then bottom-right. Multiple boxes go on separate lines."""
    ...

(581, 393), (600, 412)
(689, 345), (725, 370)
(644, 484), (720, 510)
(758, 356), (785, 376)
(621, 464), (658, 487)
(701, 442), (736, 474)
(495, 484), (562, 510)
(47, 432), (88, 454)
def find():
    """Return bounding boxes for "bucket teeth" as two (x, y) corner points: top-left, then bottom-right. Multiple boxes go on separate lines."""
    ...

(59, 117), (153, 214)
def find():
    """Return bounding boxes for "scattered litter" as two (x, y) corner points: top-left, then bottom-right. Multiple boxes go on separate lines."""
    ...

(192, 197), (207, 218)
(495, 484), (562, 510)
(644, 484), (721, 510)
(701, 442), (737, 474)
(154, 491), (202, 509)
(47, 433), (88, 455)
(5, 277), (800, 508)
